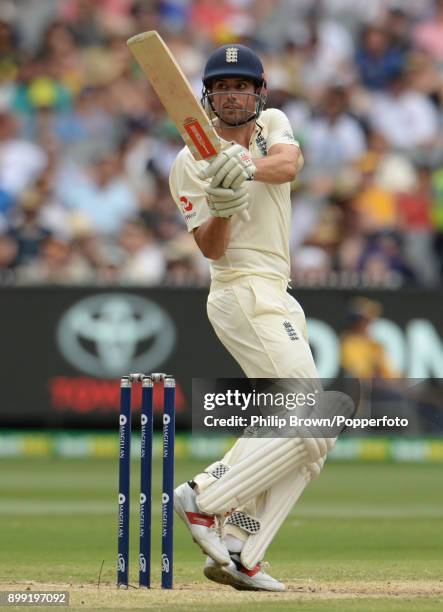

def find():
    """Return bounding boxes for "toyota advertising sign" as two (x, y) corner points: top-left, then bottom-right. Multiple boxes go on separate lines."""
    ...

(0, 287), (442, 428)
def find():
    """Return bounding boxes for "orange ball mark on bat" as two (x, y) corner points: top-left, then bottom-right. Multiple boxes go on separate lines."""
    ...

(183, 118), (218, 159)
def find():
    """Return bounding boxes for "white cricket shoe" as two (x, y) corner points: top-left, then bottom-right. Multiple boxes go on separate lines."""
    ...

(174, 482), (230, 565)
(204, 555), (286, 591)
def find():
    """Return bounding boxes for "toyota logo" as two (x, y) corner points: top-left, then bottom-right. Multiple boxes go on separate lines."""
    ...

(57, 293), (176, 378)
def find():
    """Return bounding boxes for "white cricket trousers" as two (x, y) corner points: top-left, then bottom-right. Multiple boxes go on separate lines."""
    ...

(207, 276), (318, 379)
(199, 277), (321, 552)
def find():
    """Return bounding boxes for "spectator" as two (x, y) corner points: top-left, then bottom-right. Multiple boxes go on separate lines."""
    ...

(292, 245), (333, 286)
(12, 58), (72, 117)
(59, 0), (107, 47)
(56, 149), (138, 235)
(359, 231), (415, 286)
(8, 188), (51, 265)
(16, 234), (92, 284)
(355, 24), (406, 90)
(54, 86), (117, 147)
(304, 84), (367, 176)
(68, 212), (107, 282)
(164, 233), (209, 286)
(367, 70), (439, 151)
(37, 21), (84, 95)
(28, 166), (71, 239)
(336, 234), (367, 279)
(121, 117), (158, 209)
(295, 8), (355, 99)
(351, 154), (399, 234)
(340, 297), (400, 378)
(0, 111), (47, 197)
(118, 218), (165, 285)
(405, 51), (443, 99)
(397, 164), (439, 284)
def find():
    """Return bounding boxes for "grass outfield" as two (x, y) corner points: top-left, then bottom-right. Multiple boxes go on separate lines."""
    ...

(0, 457), (442, 610)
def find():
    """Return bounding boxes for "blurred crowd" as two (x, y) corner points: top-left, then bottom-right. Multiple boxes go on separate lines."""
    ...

(1, 0), (443, 287)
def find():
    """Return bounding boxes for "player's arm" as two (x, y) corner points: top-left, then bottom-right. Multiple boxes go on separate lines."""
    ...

(169, 151), (246, 261)
(192, 183), (249, 259)
(192, 182), (250, 259)
(252, 143), (303, 184)
(200, 142), (303, 187)
(193, 217), (231, 260)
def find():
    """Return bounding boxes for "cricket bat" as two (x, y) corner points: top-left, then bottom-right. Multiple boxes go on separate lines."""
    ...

(126, 31), (249, 221)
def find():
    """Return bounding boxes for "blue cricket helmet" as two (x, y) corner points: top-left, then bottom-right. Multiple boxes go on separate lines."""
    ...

(203, 44), (266, 87)
(201, 44), (268, 126)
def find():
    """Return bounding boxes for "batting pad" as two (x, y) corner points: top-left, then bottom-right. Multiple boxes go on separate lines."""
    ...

(197, 436), (331, 515)
(240, 456), (325, 569)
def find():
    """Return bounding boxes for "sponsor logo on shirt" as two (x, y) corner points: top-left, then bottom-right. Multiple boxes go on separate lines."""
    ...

(180, 196), (193, 212)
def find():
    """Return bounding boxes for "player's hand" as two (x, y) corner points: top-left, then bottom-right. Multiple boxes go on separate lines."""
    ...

(199, 144), (256, 189)
(206, 183), (251, 218)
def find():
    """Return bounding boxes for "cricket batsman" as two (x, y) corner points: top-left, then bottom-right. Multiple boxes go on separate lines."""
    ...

(169, 44), (334, 591)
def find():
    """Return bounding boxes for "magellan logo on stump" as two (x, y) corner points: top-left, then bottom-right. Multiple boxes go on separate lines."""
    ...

(57, 293), (176, 378)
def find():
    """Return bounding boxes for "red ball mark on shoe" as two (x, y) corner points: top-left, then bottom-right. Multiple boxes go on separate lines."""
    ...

(240, 563), (261, 577)
(186, 512), (215, 527)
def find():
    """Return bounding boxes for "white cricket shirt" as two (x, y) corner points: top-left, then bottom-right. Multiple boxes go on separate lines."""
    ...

(169, 108), (300, 284)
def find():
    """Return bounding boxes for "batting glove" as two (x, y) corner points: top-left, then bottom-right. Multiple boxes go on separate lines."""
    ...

(199, 144), (256, 190)
(206, 183), (251, 218)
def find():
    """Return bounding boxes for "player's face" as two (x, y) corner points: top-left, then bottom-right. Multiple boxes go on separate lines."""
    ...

(210, 78), (257, 125)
